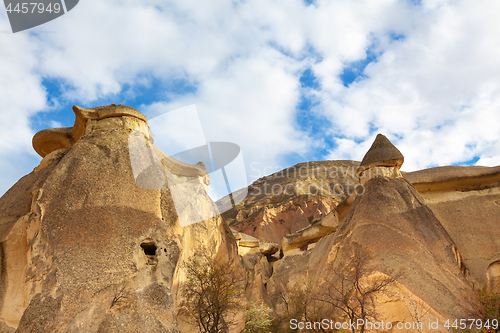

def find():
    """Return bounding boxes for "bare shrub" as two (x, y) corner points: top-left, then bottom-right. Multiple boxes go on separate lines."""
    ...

(316, 244), (399, 333)
(181, 247), (244, 333)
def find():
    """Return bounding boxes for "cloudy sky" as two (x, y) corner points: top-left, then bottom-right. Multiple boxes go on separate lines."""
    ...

(1, 0), (499, 200)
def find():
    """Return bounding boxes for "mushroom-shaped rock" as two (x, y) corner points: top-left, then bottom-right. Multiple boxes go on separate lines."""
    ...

(356, 134), (404, 185)
(32, 104), (148, 158)
(281, 210), (339, 252)
(1, 104), (242, 332)
(32, 104), (208, 183)
(231, 228), (243, 241)
(238, 232), (260, 248)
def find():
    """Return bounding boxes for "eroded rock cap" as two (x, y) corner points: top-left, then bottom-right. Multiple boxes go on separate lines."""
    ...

(356, 133), (404, 177)
(32, 104), (147, 158)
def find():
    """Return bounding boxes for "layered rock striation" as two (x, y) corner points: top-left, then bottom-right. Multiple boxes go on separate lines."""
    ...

(219, 160), (360, 245)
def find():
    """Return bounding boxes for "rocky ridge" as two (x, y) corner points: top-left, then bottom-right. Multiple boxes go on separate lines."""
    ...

(218, 160), (361, 245)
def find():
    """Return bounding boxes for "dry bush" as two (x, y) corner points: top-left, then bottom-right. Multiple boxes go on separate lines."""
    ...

(181, 247), (244, 333)
(316, 244), (400, 333)
(271, 277), (333, 332)
(244, 302), (273, 333)
(397, 284), (431, 333)
(460, 287), (500, 333)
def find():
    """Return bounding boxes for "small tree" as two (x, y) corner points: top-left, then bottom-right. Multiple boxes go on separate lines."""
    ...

(476, 288), (500, 324)
(317, 245), (398, 333)
(398, 284), (430, 333)
(181, 247), (244, 333)
(244, 303), (273, 333)
(272, 277), (333, 332)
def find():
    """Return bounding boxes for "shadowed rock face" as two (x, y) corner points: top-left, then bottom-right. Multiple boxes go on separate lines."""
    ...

(0, 105), (239, 332)
(403, 165), (500, 289)
(427, 193), (500, 287)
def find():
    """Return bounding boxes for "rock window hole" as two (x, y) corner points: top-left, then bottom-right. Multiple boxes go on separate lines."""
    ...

(141, 242), (157, 256)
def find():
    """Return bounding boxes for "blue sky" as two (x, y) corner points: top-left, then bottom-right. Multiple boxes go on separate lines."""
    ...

(1, 0), (500, 200)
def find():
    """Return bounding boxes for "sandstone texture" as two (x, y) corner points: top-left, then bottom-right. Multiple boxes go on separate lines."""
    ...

(262, 134), (489, 330)
(3, 111), (500, 333)
(0, 105), (240, 332)
(219, 160), (360, 245)
(356, 133), (404, 177)
(403, 165), (500, 193)
(322, 176), (473, 320)
(403, 165), (500, 291)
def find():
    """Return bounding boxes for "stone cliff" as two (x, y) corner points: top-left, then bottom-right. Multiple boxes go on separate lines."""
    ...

(0, 105), (240, 332)
(227, 134), (500, 331)
(219, 160), (360, 246)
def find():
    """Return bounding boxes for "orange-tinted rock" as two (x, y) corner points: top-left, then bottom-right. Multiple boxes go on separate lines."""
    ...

(230, 196), (337, 245)
(0, 105), (240, 332)
(221, 161), (360, 245)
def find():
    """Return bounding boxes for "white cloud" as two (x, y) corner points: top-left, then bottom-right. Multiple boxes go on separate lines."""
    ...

(1, 0), (500, 198)
(320, 0), (500, 171)
(0, 26), (47, 192)
(141, 51), (310, 193)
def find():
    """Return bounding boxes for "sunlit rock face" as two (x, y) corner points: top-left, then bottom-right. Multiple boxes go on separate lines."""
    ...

(404, 165), (500, 290)
(220, 160), (360, 246)
(321, 176), (474, 320)
(266, 134), (478, 329)
(0, 105), (239, 333)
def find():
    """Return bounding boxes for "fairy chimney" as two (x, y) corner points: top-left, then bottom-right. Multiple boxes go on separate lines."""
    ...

(356, 133), (404, 185)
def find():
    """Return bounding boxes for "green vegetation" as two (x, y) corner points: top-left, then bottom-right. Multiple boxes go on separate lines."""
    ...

(244, 303), (273, 333)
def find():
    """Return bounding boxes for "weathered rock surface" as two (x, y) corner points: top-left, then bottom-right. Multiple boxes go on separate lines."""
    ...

(356, 133), (404, 177)
(281, 210), (338, 252)
(403, 165), (500, 193)
(403, 165), (500, 290)
(231, 229), (279, 257)
(265, 135), (481, 330)
(0, 105), (240, 333)
(267, 176), (476, 329)
(327, 176), (473, 319)
(32, 104), (149, 158)
(4, 110), (500, 333)
(219, 160), (361, 245)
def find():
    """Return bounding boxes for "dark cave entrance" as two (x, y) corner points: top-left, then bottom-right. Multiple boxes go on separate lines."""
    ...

(140, 242), (157, 256)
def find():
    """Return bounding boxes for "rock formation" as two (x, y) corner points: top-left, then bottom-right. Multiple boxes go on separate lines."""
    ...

(403, 165), (500, 291)
(356, 133), (404, 185)
(319, 175), (474, 320)
(265, 134), (479, 330)
(0, 105), (240, 332)
(280, 209), (338, 253)
(219, 160), (360, 245)
(3, 108), (500, 333)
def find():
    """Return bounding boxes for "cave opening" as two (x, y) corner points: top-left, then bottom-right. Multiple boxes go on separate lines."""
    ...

(140, 242), (157, 256)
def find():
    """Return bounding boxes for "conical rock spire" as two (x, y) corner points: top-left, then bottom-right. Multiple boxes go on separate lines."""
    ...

(356, 133), (404, 178)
